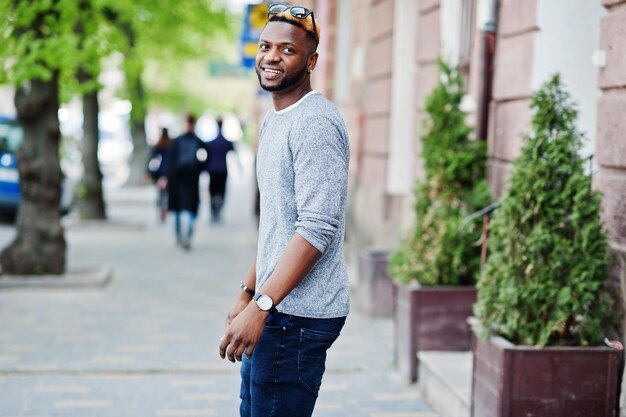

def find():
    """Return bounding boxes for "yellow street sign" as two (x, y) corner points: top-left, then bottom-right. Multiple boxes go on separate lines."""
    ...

(244, 42), (258, 57)
(249, 4), (268, 33)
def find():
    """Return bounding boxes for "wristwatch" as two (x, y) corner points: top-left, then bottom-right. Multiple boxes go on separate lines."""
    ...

(253, 293), (277, 314)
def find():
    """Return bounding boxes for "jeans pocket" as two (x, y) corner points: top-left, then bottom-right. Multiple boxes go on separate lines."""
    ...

(297, 328), (339, 395)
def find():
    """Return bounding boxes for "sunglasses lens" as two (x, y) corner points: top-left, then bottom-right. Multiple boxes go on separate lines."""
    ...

(290, 7), (309, 18)
(268, 4), (288, 14)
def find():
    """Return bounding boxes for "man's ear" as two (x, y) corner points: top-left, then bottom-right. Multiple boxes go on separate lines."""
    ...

(307, 52), (319, 73)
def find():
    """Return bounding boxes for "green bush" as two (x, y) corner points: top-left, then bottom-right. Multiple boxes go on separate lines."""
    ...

(474, 74), (613, 347)
(388, 59), (489, 286)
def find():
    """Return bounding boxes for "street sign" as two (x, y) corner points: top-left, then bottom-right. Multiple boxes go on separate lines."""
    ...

(240, 4), (269, 69)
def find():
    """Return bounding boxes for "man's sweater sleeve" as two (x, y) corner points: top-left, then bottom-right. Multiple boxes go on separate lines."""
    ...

(291, 116), (349, 254)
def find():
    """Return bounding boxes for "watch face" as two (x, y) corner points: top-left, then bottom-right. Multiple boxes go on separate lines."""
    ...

(256, 295), (273, 311)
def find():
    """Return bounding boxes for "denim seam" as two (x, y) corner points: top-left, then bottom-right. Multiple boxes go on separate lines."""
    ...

(270, 327), (283, 417)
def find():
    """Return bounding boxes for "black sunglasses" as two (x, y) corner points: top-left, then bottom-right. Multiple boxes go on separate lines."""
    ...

(267, 4), (318, 44)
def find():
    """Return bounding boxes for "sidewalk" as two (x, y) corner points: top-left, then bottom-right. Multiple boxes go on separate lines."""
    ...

(0, 146), (439, 417)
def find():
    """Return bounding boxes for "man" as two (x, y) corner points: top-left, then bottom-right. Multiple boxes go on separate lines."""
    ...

(218, 4), (350, 417)
(204, 116), (235, 223)
(166, 114), (206, 250)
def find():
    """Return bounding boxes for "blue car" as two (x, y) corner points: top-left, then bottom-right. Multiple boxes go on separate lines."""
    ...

(0, 116), (77, 217)
(0, 116), (21, 212)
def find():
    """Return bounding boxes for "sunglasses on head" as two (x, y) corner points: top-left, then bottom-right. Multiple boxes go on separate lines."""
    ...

(268, 4), (318, 44)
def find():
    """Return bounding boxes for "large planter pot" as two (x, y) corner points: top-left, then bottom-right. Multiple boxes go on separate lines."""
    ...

(471, 329), (620, 417)
(394, 283), (476, 382)
(355, 249), (396, 318)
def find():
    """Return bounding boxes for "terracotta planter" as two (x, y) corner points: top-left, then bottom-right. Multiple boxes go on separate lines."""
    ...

(471, 330), (620, 417)
(355, 250), (396, 318)
(394, 283), (476, 382)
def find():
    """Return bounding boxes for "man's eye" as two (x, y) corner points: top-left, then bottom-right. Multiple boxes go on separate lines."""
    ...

(283, 48), (294, 53)
(259, 44), (269, 50)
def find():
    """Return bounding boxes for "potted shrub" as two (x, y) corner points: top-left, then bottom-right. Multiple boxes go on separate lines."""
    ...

(388, 59), (490, 382)
(471, 74), (620, 417)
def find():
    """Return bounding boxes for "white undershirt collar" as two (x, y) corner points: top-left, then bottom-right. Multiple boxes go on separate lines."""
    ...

(273, 90), (319, 114)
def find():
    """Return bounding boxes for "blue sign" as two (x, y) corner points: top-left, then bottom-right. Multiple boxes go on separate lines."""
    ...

(240, 4), (269, 69)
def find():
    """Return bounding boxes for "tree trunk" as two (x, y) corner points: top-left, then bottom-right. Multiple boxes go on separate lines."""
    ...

(125, 73), (150, 186)
(76, 88), (107, 219)
(74, 1), (106, 220)
(0, 77), (66, 275)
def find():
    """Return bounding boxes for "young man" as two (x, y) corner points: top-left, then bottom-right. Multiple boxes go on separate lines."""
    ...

(165, 114), (206, 250)
(204, 116), (235, 223)
(218, 4), (350, 417)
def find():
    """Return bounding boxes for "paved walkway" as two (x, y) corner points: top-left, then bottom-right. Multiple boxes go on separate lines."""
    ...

(0, 146), (437, 417)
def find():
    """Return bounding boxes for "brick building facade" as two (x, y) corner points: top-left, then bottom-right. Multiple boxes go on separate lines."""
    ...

(596, 1), (626, 339)
(298, 0), (626, 403)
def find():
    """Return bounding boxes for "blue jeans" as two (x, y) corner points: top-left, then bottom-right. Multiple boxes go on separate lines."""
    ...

(174, 210), (196, 241)
(239, 313), (346, 417)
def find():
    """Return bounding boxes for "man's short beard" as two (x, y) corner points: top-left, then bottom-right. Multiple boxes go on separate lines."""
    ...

(256, 64), (308, 92)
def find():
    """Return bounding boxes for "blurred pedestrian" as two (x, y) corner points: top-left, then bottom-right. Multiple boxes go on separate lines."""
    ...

(147, 127), (172, 223)
(205, 116), (236, 223)
(165, 114), (207, 250)
(218, 5), (350, 417)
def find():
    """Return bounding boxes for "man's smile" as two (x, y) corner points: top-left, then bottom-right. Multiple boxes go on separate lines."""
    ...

(260, 66), (283, 80)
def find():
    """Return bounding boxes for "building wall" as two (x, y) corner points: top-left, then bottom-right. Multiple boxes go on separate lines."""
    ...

(311, 0), (337, 99)
(487, 0), (536, 197)
(596, 0), (626, 363)
(533, 0), (604, 158)
(488, 0), (604, 196)
(342, 0), (445, 281)
(344, 0), (396, 268)
(332, 0), (626, 399)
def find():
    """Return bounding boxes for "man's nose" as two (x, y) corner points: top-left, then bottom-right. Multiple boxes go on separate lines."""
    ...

(264, 47), (280, 63)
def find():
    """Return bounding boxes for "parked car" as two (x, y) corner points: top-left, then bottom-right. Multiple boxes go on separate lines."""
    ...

(0, 116), (78, 218)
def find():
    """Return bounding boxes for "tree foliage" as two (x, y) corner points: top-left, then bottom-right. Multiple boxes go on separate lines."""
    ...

(1, 0), (233, 120)
(108, 0), (232, 118)
(388, 59), (489, 286)
(474, 74), (613, 347)
(0, 0), (123, 97)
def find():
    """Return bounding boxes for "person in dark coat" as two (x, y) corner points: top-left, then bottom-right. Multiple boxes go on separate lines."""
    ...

(147, 127), (172, 222)
(205, 116), (236, 223)
(165, 114), (207, 249)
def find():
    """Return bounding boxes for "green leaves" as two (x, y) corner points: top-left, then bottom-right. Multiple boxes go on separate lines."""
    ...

(389, 59), (489, 286)
(109, 0), (232, 113)
(474, 74), (612, 347)
(1, 1), (74, 85)
(1, 0), (124, 97)
(0, 0), (232, 107)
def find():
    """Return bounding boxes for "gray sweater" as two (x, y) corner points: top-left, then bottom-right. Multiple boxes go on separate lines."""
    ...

(256, 91), (350, 319)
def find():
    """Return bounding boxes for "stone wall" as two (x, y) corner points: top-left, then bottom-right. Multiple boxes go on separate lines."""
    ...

(344, 0), (395, 260)
(596, 0), (626, 343)
(346, 0), (444, 252)
(410, 0), (443, 212)
(342, 0), (446, 284)
(486, 0), (536, 197)
(311, 0), (337, 99)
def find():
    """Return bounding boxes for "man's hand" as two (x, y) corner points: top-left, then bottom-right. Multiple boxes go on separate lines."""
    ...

(225, 297), (250, 328)
(219, 302), (267, 363)
(157, 176), (168, 190)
